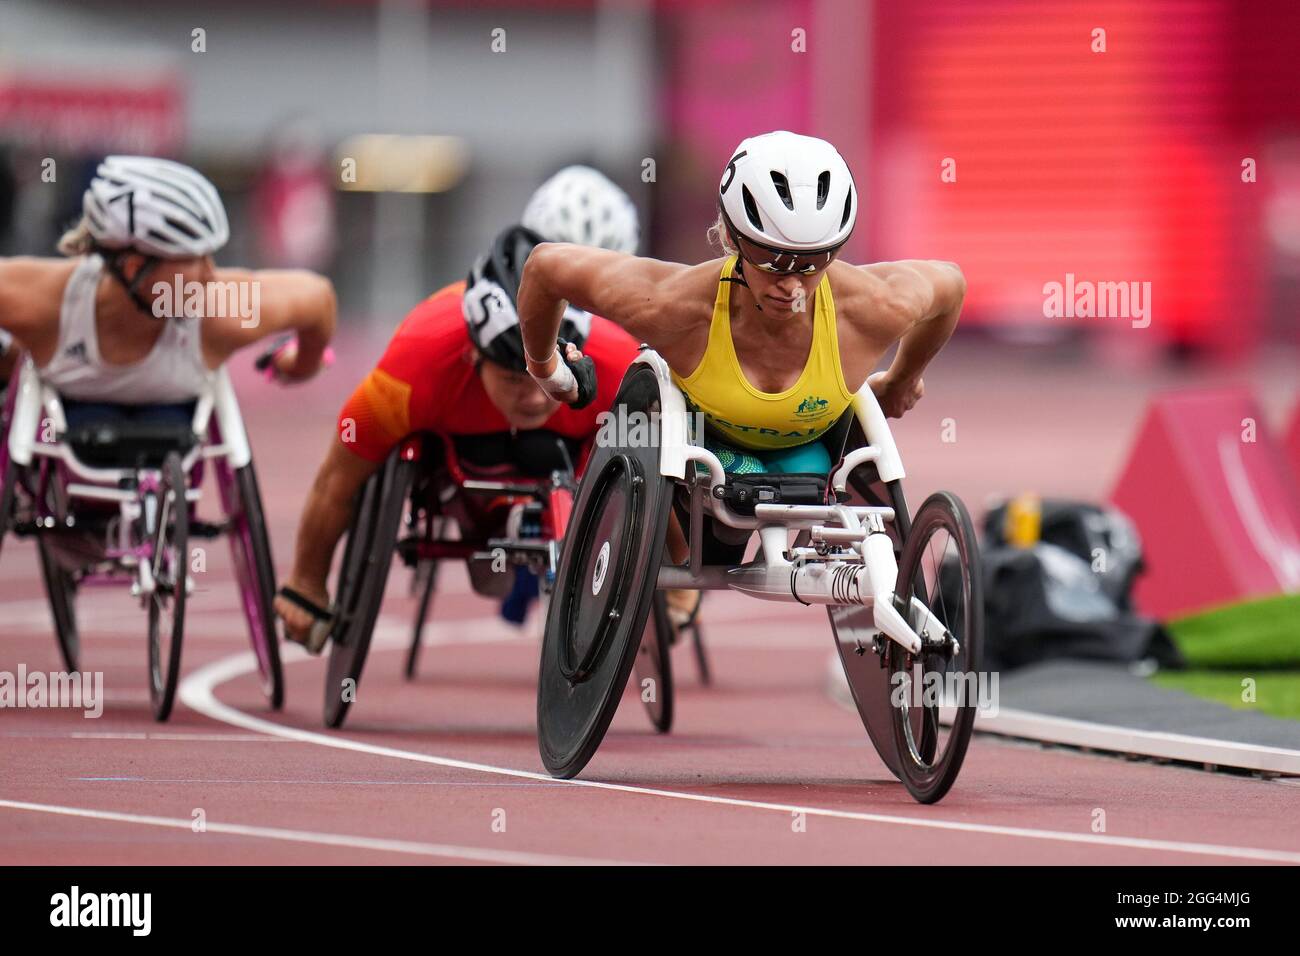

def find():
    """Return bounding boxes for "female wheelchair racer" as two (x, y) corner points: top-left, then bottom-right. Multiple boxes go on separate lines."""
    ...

(518, 131), (985, 803)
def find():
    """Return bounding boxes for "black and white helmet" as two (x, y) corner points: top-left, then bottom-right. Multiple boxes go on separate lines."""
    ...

(719, 131), (856, 264)
(83, 156), (230, 259)
(463, 224), (592, 372)
(521, 165), (639, 254)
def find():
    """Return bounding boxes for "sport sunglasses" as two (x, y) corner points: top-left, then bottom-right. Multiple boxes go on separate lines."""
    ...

(721, 209), (845, 276)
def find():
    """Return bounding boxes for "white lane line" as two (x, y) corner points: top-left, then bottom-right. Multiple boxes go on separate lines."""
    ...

(0, 798), (646, 867)
(67, 732), (291, 742)
(180, 648), (1300, 864)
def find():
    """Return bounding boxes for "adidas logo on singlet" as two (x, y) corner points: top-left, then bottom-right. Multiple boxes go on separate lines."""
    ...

(63, 341), (88, 362)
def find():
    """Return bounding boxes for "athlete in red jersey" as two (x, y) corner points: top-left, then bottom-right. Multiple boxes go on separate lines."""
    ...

(339, 280), (637, 466)
(274, 225), (640, 651)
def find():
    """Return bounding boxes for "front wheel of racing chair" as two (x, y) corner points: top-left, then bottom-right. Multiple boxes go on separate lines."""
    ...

(886, 491), (983, 803)
(146, 451), (190, 721)
(404, 556), (439, 680)
(323, 441), (418, 728)
(826, 415), (984, 804)
(632, 591), (674, 733)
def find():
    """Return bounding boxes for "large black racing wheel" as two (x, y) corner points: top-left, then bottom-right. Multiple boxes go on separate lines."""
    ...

(537, 363), (674, 778)
(632, 591), (674, 733)
(37, 536), (79, 673)
(0, 425), (17, 564)
(147, 452), (189, 722)
(323, 450), (417, 728)
(887, 491), (983, 804)
(221, 460), (284, 710)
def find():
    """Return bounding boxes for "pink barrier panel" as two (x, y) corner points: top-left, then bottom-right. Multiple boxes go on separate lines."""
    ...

(1109, 389), (1300, 619)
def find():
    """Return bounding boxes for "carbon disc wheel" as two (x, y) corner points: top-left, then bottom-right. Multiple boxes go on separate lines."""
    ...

(537, 363), (673, 778)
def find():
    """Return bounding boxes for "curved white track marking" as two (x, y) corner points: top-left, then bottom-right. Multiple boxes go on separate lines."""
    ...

(180, 648), (1300, 864)
(0, 799), (644, 867)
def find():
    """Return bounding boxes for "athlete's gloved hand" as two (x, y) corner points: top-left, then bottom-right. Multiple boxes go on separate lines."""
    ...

(529, 340), (597, 410)
(557, 339), (597, 410)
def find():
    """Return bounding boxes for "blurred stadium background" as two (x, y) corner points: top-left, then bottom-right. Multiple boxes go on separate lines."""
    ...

(2, 0), (1298, 348)
(1, 0), (1298, 643)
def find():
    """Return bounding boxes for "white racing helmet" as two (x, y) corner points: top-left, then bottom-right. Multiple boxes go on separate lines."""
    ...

(83, 155), (230, 259)
(522, 165), (640, 254)
(718, 131), (856, 274)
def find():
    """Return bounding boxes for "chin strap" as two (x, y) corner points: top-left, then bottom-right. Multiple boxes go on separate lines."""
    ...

(720, 257), (763, 312)
(99, 247), (162, 317)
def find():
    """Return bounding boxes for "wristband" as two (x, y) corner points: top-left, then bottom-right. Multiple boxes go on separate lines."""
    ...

(530, 355), (579, 401)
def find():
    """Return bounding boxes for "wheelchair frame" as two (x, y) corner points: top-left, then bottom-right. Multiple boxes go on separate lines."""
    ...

(5, 356), (249, 583)
(2, 353), (283, 716)
(643, 350), (950, 657)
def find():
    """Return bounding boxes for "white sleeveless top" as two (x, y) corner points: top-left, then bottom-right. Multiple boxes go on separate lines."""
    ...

(38, 255), (214, 404)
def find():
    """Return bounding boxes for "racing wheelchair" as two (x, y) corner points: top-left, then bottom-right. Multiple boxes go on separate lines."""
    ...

(322, 429), (683, 732)
(537, 350), (985, 804)
(0, 354), (284, 721)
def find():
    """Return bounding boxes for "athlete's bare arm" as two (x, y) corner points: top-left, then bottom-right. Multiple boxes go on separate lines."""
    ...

(831, 259), (966, 417)
(274, 436), (381, 641)
(517, 244), (717, 381)
(0, 258), (77, 362)
(199, 268), (337, 379)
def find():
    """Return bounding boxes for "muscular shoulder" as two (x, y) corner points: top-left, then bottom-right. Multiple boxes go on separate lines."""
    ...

(0, 257), (76, 338)
(829, 258), (960, 343)
(622, 257), (721, 340)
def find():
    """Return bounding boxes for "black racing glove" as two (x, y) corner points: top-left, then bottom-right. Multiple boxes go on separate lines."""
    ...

(557, 338), (597, 410)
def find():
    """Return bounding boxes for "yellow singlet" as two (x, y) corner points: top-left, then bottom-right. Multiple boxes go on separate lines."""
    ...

(672, 257), (855, 451)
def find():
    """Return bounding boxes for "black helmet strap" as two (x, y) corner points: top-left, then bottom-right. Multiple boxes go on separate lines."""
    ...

(98, 246), (163, 317)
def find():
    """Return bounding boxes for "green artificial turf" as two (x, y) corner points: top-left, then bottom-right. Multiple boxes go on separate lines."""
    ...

(1151, 670), (1300, 721)
(1165, 593), (1300, 669)
(1154, 594), (1300, 720)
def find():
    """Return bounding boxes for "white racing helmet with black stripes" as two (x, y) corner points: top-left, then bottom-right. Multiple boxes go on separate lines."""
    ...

(718, 131), (856, 275)
(521, 165), (639, 255)
(463, 224), (592, 372)
(83, 155), (230, 260)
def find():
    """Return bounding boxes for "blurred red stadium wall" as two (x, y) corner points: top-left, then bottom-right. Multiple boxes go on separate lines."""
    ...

(656, 0), (1300, 356)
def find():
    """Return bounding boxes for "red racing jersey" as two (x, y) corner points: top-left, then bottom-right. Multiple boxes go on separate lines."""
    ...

(338, 281), (641, 464)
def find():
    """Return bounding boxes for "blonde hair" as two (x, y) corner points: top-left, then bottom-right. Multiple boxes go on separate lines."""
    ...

(57, 219), (96, 258)
(706, 211), (736, 257)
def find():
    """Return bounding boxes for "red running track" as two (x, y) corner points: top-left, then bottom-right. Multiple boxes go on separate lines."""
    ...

(1, 348), (1297, 866)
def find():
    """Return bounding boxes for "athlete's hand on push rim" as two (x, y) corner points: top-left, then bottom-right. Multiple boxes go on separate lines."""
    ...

(869, 370), (924, 419)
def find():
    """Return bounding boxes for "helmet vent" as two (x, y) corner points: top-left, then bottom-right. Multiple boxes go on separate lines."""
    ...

(166, 216), (200, 241)
(840, 191), (853, 230)
(741, 184), (763, 232)
(769, 171), (793, 210)
(817, 171), (830, 210)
